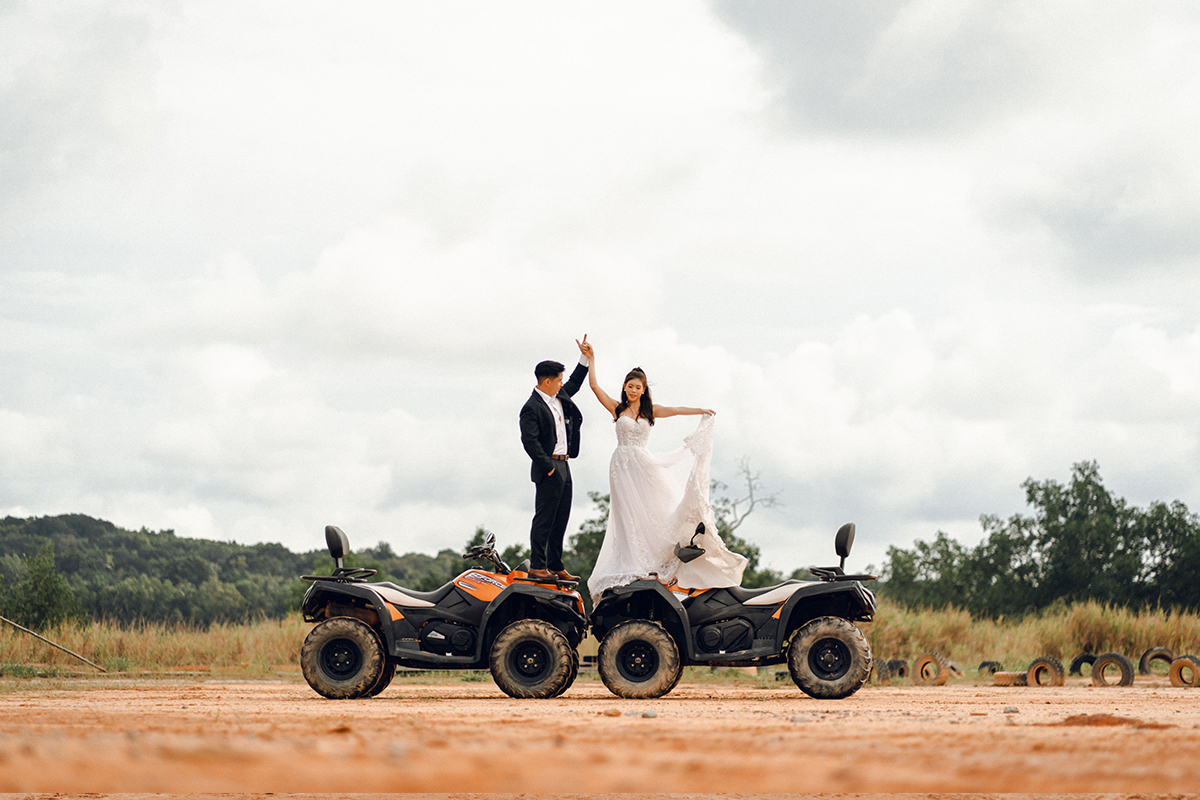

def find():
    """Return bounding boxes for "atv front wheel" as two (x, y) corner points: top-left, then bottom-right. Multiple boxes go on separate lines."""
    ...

(598, 620), (682, 699)
(489, 620), (574, 699)
(787, 616), (871, 699)
(301, 617), (386, 699)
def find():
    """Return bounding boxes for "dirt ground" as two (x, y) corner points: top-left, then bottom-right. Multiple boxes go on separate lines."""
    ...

(1, 670), (1199, 794)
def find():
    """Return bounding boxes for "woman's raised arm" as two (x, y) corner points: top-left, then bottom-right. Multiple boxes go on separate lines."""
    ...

(653, 404), (715, 419)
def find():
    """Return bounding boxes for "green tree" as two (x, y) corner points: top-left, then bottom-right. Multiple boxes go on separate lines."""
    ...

(879, 461), (1200, 615)
(0, 542), (83, 631)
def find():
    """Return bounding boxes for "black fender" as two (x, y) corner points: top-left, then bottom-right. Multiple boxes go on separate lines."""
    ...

(301, 580), (399, 654)
(779, 580), (876, 639)
(590, 580), (696, 658)
(475, 583), (588, 659)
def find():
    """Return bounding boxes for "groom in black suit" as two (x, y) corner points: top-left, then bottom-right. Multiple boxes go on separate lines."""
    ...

(520, 338), (589, 582)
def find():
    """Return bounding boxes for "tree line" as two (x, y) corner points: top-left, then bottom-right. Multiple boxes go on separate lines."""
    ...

(879, 461), (1200, 615)
(8, 460), (1194, 631)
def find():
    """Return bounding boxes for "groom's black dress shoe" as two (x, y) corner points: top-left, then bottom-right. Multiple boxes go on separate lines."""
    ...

(528, 568), (557, 582)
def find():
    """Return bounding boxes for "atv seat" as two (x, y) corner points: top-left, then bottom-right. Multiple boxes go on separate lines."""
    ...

(370, 581), (458, 608)
(726, 580), (810, 606)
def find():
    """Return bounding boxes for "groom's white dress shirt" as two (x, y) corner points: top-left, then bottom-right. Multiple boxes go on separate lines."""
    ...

(535, 354), (588, 457)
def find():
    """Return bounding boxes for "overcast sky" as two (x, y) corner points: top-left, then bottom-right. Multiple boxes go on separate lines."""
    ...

(3, 1), (1199, 573)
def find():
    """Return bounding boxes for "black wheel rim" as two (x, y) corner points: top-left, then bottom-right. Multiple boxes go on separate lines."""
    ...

(616, 640), (659, 683)
(808, 637), (851, 681)
(321, 637), (363, 680)
(510, 640), (551, 682)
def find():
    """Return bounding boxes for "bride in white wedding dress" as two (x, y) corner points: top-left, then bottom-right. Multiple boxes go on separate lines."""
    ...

(579, 342), (747, 602)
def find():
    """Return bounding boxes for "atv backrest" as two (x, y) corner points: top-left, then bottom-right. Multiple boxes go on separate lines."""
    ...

(835, 523), (855, 561)
(325, 525), (350, 564)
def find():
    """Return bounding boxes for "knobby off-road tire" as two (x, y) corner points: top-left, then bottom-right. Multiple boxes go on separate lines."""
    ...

(1168, 655), (1200, 687)
(1069, 653), (1096, 677)
(552, 650), (580, 697)
(1092, 652), (1136, 687)
(993, 671), (1029, 686)
(887, 659), (909, 679)
(489, 619), (574, 699)
(366, 661), (396, 697)
(598, 620), (682, 699)
(978, 660), (1003, 676)
(870, 657), (891, 684)
(1027, 656), (1065, 687)
(788, 616), (872, 700)
(301, 617), (387, 699)
(912, 651), (951, 686)
(1138, 646), (1177, 676)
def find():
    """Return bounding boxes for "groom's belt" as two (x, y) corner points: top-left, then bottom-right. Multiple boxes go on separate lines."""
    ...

(550, 454), (569, 461)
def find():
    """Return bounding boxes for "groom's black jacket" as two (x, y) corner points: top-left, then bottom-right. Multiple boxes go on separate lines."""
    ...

(520, 361), (588, 482)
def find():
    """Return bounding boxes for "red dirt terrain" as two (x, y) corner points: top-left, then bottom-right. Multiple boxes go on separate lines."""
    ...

(1, 674), (1198, 793)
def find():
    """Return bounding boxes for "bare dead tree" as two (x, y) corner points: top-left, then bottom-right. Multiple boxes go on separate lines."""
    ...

(718, 457), (781, 533)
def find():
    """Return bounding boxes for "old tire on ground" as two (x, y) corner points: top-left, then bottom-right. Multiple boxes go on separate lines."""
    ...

(301, 617), (387, 699)
(598, 620), (682, 699)
(870, 657), (891, 684)
(1069, 653), (1096, 676)
(887, 659), (909, 679)
(1092, 652), (1136, 687)
(553, 650), (580, 697)
(1027, 656), (1065, 687)
(912, 652), (951, 686)
(978, 660), (1003, 676)
(993, 670), (1029, 686)
(365, 661), (396, 697)
(490, 619), (574, 699)
(1168, 655), (1200, 687)
(788, 616), (871, 699)
(1138, 646), (1177, 676)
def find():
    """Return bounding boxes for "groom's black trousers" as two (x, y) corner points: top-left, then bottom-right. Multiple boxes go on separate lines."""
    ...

(530, 459), (571, 571)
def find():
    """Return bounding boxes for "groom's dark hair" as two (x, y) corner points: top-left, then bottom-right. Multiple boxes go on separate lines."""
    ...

(534, 360), (565, 380)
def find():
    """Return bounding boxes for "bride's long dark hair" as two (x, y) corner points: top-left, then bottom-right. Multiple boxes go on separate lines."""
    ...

(613, 367), (654, 426)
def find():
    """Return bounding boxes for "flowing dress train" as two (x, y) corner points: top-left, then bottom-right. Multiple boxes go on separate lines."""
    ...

(587, 414), (747, 603)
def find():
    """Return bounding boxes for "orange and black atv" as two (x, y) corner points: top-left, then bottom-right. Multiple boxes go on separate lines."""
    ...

(590, 522), (877, 700)
(300, 526), (586, 700)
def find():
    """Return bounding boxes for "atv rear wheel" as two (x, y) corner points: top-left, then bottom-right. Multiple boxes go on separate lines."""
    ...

(552, 650), (580, 697)
(598, 620), (682, 699)
(787, 616), (871, 699)
(301, 617), (386, 699)
(489, 620), (574, 699)
(366, 661), (396, 697)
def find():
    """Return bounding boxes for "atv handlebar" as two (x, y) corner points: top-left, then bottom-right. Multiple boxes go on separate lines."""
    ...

(463, 545), (511, 575)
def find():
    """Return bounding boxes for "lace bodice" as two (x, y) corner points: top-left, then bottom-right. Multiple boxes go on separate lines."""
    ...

(614, 415), (652, 448)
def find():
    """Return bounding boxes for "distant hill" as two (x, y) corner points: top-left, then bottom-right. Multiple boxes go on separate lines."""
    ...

(0, 514), (481, 625)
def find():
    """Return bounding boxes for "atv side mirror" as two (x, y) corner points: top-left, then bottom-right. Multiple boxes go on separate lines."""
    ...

(695, 522), (705, 536)
(325, 525), (350, 569)
(834, 522), (855, 570)
(485, 531), (496, 548)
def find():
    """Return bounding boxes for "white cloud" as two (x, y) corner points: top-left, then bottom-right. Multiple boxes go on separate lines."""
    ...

(2, 0), (1200, 574)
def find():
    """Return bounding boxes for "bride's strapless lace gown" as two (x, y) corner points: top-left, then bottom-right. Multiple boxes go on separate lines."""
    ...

(587, 414), (748, 602)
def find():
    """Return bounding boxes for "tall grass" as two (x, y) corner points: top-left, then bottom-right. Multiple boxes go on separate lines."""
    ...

(3, 601), (1198, 677)
(0, 614), (308, 673)
(864, 598), (1200, 669)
